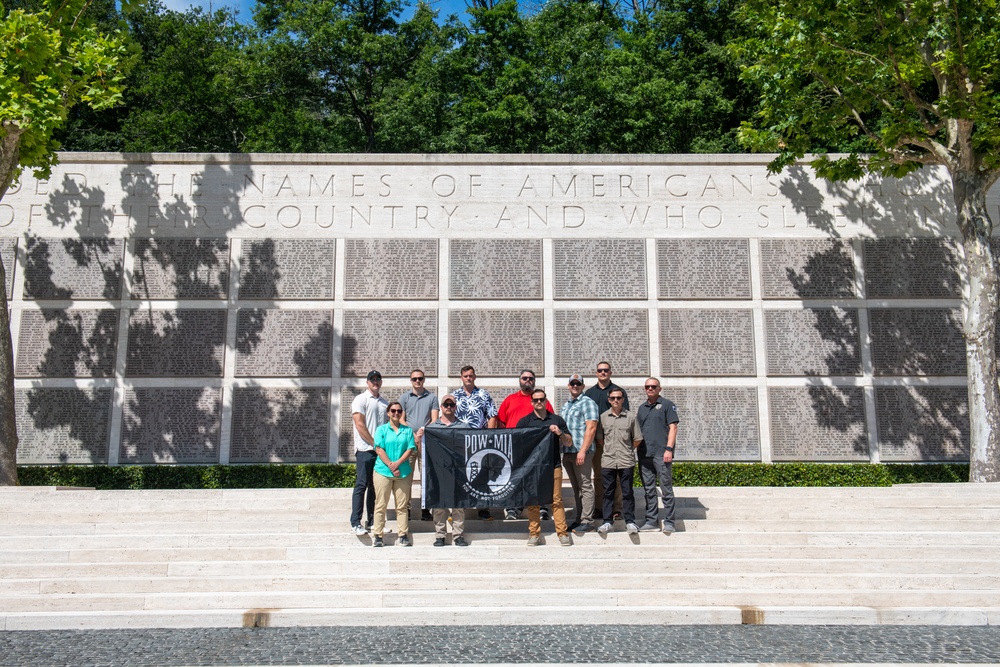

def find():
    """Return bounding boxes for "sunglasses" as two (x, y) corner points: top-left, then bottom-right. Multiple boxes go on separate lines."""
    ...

(520, 376), (535, 382)
(531, 398), (546, 403)
(441, 402), (456, 408)
(609, 396), (624, 401)
(388, 409), (403, 414)
(645, 385), (659, 390)
(569, 382), (583, 387)
(596, 368), (610, 373)
(410, 377), (425, 382)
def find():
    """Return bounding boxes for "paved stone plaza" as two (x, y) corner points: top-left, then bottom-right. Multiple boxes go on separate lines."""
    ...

(2, 625), (1000, 665)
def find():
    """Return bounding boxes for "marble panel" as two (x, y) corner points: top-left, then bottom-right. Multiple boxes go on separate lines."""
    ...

(870, 308), (966, 376)
(342, 309), (437, 377)
(119, 388), (222, 463)
(657, 239), (750, 299)
(231, 387), (330, 462)
(450, 239), (542, 300)
(863, 239), (963, 298)
(1, 238), (15, 299)
(554, 309), (648, 376)
(553, 239), (646, 300)
(669, 387), (760, 461)
(448, 310), (543, 377)
(760, 239), (856, 299)
(15, 309), (118, 378)
(14, 389), (112, 464)
(239, 239), (335, 300)
(876, 386), (969, 461)
(769, 387), (869, 461)
(235, 309), (332, 377)
(126, 309), (226, 377)
(132, 239), (229, 299)
(764, 308), (861, 376)
(660, 309), (756, 376)
(344, 239), (438, 300)
(22, 237), (123, 300)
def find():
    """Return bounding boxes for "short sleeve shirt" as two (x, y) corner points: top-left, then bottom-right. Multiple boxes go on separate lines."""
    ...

(498, 391), (552, 428)
(373, 423), (417, 478)
(398, 389), (439, 429)
(598, 409), (643, 469)
(516, 411), (568, 470)
(452, 386), (498, 429)
(560, 395), (600, 454)
(636, 397), (680, 459)
(351, 390), (388, 452)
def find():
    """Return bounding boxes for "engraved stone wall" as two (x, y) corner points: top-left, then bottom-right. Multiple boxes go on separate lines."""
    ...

(554, 310), (648, 376)
(760, 239), (856, 299)
(1, 238), (15, 298)
(870, 308), (966, 376)
(15, 309), (118, 377)
(864, 239), (963, 298)
(769, 387), (869, 460)
(876, 387), (969, 461)
(22, 238), (122, 299)
(339, 386), (366, 461)
(449, 310), (543, 377)
(119, 388), (222, 463)
(126, 309), (227, 377)
(235, 309), (332, 377)
(239, 239), (335, 300)
(553, 239), (646, 300)
(14, 389), (112, 464)
(657, 239), (750, 299)
(132, 239), (229, 299)
(344, 240), (438, 300)
(450, 239), (542, 300)
(231, 387), (330, 462)
(342, 309), (437, 377)
(660, 309), (756, 376)
(669, 387), (760, 461)
(765, 309), (861, 376)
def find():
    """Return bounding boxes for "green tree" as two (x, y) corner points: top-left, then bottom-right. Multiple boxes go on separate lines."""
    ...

(734, 0), (1000, 482)
(0, 0), (132, 485)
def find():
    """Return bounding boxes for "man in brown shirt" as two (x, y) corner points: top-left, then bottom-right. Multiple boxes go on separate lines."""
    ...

(595, 387), (643, 535)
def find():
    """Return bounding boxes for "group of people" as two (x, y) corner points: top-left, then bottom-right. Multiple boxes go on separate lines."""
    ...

(349, 363), (679, 547)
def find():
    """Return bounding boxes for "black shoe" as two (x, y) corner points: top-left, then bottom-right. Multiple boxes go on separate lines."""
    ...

(373, 536), (384, 548)
(399, 534), (411, 547)
(539, 506), (551, 521)
(433, 537), (446, 547)
(478, 509), (493, 521)
(454, 536), (469, 547)
(422, 509), (433, 521)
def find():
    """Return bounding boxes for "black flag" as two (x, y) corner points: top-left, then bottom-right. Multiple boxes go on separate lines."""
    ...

(422, 427), (556, 508)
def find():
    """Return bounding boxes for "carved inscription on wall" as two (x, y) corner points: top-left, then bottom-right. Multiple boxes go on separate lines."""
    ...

(765, 308), (861, 376)
(449, 310), (543, 377)
(126, 309), (227, 377)
(342, 309), (437, 377)
(660, 309), (756, 376)
(15, 309), (118, 378)
(760, 239), (856, 299)
(1, 238), (15, 298)
(450, 239), (542, 300)
(344, 239), (438, 300)
(231, 387), (329, 462)
(657, 239), (751, 299)
(22, 237), (123, 300)
(669, 387), (760, 461)
(870, 308), (966, 376)
(553, 239), (646, 300)
(14, 389), (112, 464)
(876, 386), (969, 461)
(132, 239), (229, 299)
(119, 388), (222, 463)
(769, 387), (869, 460)
(864, 239), (963, 298)
(339, 386), (366, 461)
(235, 309), (332, 377)
(554, 309), (648, 376)
(239, 239), (335, 300)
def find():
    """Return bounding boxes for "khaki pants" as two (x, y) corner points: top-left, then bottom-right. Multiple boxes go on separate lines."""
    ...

(432, 508), (465, 537)
(373, 472), (413, 538)
(526, 466), (570, 537)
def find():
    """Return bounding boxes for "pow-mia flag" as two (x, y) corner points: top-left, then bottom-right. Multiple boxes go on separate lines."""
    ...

(422, 427), (556, 508)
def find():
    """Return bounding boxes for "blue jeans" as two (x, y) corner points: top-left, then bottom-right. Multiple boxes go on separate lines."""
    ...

(351, 450), (376, 527)
(638, 456), (674, 528)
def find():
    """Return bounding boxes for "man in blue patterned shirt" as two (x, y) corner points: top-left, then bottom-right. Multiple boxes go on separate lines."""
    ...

(452, 365), (499, 520)
(561, 373), (600, 534)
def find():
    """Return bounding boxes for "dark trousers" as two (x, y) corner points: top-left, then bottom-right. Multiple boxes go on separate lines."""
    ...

(601, 467), (636, 525)
(351, 450), (376, 527)
(638, 456), (675, 528)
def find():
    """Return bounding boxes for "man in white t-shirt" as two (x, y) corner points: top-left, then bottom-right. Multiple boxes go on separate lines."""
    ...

(350, 370), (388, 535)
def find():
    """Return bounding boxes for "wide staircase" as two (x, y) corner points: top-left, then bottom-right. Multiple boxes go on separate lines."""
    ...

(2, 483), (999, 630)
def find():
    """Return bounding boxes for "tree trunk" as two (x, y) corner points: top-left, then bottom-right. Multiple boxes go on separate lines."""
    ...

(954, 169), (1000, 483)
(0, 124), (20, 486)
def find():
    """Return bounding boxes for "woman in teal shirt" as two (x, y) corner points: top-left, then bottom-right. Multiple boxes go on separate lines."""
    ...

(372, 401), (417, 547)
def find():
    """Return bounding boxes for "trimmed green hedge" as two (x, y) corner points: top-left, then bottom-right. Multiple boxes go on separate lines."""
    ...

(16, 462), (969, 490)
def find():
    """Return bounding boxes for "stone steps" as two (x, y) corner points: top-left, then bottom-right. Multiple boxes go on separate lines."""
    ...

(2, 483), (999, 629)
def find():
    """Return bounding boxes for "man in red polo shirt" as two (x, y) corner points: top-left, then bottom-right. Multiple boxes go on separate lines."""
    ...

(497, 369), (553, 520)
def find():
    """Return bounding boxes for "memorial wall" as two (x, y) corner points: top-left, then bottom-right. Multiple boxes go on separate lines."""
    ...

(2, 153), (995, 466)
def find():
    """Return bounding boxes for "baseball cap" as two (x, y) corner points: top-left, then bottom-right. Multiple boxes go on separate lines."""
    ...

(366, 370), (382, 381)
(568, 373), (585, 384)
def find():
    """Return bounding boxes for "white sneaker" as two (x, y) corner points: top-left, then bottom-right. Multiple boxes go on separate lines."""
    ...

(352, 524), (366, 536)
(626, 522), (639, 535)
(597, 522), (612, 535)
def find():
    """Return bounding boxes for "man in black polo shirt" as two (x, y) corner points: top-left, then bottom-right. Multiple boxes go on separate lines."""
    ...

(517, 389), (573, 547)
(636, 377), (679, 534)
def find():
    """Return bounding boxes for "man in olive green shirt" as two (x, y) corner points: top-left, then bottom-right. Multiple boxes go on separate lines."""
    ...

(595, 387), (642, 535)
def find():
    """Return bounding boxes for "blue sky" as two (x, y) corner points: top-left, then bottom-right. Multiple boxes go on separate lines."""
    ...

(159, 0), (473, 23)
